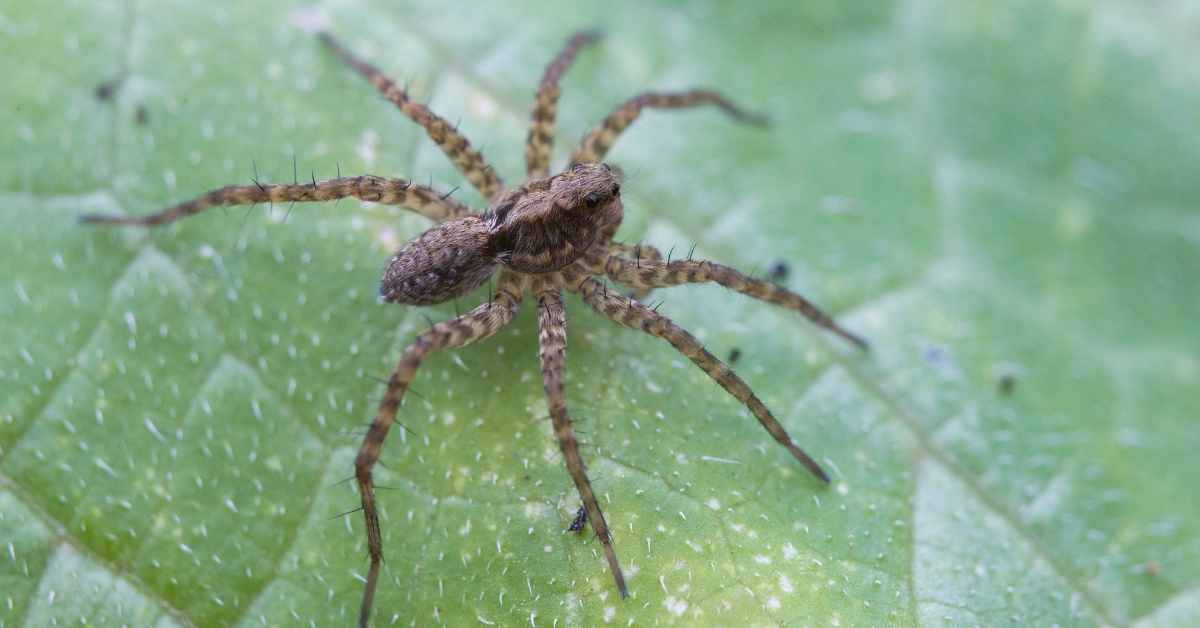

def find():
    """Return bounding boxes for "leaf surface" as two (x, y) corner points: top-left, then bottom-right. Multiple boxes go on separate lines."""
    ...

(3, 1), (1199, 626)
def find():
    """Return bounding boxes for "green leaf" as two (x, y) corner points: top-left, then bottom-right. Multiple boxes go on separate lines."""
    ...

(3, 0), (1198, 626)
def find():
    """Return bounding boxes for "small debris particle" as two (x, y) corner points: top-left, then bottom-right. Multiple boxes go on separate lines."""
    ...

(998, 372), (1017, 395)
(728, 347), (742, 364)
(135, 105), (149, 125)
(95, 74), (125, 101)
(567, 506), (587, 533)
(767, 260), (790, 282)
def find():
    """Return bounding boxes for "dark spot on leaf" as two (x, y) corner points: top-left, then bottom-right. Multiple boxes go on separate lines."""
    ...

(567, 506), (587, 533)
(95, 75), (124, 101)
(998, 373), (1017, 395)
(767, 259), (790, 282)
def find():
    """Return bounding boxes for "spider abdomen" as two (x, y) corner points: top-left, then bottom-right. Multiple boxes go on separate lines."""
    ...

(380, 215), (498, 305)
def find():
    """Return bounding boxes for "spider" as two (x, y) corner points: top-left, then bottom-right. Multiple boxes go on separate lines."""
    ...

(82, 29), (868, 627)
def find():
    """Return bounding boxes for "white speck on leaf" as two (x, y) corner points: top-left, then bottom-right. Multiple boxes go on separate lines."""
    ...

(664, 596), (688, 617)
(357, 128), (379, 166)
(779, 574), (794, 593)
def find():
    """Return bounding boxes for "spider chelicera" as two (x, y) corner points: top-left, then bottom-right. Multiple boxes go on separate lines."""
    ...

(83, 29), (868, 627)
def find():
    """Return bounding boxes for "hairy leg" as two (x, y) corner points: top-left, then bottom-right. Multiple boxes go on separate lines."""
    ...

(608, 240), (664, 264)
(319, 32), (504, 200)
(606, 241), (663, 300)
(566, 271), (830, 483)
(588, 250), (868, 350)
(355, 270), (525, 628)
(79, 175), (471, 227)
(525, 30), (602, 178)
(570, 90), (767, 164)
(532, 276), (628, 597)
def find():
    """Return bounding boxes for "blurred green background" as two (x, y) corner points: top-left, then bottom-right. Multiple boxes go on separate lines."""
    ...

(2, 0), (1198, 626)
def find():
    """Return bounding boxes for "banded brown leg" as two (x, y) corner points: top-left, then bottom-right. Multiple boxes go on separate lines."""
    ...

(564, 271), (830, 483)
(532, 275), (628, 598)
(319, 32), (505, 200)
(354, 271), (525, 628)
(606, 241), (664, 300)
(570, 90), (767, 164)
(525, 30), (603, 178)
(590, 251), (869, 351)
(79, 175), (471, 226)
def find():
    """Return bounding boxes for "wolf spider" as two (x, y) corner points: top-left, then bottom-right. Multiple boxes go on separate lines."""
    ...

(82, 29), (868, 627)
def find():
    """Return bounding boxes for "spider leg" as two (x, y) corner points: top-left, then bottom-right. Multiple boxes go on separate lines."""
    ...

(79, 176), (471, 227)
(319, 32), (505, 200)
(588, 251), (869, 351)
(570, 90), (768, 165)
(565, 271), (830, 483)
(533, 276), (628, 598)
(355, 270), (525, 628)
(525, 30), (603, 178)
(606, 240), (663, 300)
(608, 241), (665, 266)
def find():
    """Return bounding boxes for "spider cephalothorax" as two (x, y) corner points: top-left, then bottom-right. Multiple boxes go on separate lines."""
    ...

(83, 30), (867, 628)
(486, 162), (623, 273)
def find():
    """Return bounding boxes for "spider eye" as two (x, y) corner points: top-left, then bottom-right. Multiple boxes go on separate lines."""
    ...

(583, 191), (603, 207)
